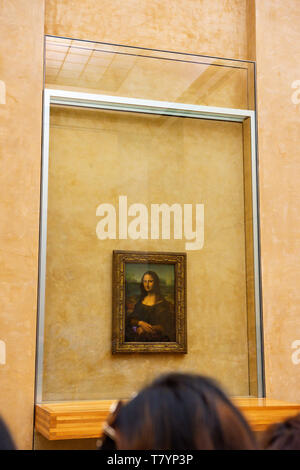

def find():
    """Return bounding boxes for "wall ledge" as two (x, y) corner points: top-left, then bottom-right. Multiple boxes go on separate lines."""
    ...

(35, 397), (300, 440)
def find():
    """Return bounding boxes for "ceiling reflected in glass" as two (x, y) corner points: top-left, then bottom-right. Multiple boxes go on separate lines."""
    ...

(45, 35), (255, 110)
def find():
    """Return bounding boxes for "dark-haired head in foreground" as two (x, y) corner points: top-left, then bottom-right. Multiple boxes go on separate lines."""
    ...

(98, 373), (257, 450)
(0, 417), (16, 450)
(262, 413), (300, 450)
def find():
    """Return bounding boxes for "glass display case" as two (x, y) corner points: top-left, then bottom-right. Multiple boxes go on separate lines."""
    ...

(36, 36), (262, 410)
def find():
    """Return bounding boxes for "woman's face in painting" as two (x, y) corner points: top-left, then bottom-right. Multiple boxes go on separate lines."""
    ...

(143, 274), (155, 293)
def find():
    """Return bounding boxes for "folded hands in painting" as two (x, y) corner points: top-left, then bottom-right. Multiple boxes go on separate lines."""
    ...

(137, 321), (163, 335)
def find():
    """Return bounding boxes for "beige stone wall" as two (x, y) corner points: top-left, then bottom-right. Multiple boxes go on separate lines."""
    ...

(0, 0), (44, 449)
(254, 0), (300, 402)
(45, 0), (249, 59)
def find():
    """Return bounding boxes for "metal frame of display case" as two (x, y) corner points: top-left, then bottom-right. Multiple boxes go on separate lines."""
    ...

(35, 87), (264, 402)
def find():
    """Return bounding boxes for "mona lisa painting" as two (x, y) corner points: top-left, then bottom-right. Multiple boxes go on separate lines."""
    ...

(112, 251), (187, 353)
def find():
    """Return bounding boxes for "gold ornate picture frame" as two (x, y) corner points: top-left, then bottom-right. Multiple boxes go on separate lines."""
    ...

(112, 250), (187, 353)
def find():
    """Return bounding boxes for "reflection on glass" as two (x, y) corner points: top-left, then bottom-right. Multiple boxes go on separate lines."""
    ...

(45, 35), (255, 110)
(41, 105), (257, 402)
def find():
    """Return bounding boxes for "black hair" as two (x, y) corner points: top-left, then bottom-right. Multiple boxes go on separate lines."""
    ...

(262, 413), (300, 450)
